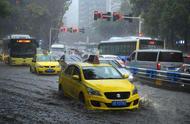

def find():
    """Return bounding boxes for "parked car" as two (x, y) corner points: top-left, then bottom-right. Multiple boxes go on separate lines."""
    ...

(128, 49), (183, 71)
(99, 55), (125, 66)
(177, 64), (190, 74)
(58, 62), (140, 110)
(59, 54), (82, 69)
(183, 53), (190, 64)
(177, 54), (190, 74)
(99, 58), (134, 81)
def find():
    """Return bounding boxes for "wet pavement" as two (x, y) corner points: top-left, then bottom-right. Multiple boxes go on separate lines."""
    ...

(0, 62), (190, 124)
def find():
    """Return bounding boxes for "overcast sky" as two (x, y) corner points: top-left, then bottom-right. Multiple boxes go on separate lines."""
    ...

(64, 0), (79, 27)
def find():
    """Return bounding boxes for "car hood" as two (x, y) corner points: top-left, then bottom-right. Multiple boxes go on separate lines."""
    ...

(36, 62), (59, 66)
(85, 79), (134, 92)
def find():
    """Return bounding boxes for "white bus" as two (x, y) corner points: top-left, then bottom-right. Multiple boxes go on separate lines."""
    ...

(50, 44), (66, 59)
(51, 44), (65, 52)
(98, 36), (165, 56)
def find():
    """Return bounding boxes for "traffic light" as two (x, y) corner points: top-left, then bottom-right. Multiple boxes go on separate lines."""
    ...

(102, 12), (112, 21)
(60, 27), (84, 33)
(60, 26), (67, 32)
(113, 12), (122, 21)
(72, 27), (79, 32)
(94, 11), (102, 20)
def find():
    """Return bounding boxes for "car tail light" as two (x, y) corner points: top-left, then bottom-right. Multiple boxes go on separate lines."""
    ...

(157, 63), (161, 70)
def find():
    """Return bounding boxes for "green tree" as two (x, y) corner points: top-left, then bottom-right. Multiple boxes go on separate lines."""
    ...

(130, 0), (190, 52)
(0, 0), (69, 49)
(0, 0), (11, 17)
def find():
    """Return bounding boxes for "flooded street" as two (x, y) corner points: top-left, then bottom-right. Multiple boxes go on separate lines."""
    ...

(0, 62), (190, 124)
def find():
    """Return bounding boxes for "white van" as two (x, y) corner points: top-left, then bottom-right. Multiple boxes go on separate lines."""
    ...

(128, 49), (183, 71)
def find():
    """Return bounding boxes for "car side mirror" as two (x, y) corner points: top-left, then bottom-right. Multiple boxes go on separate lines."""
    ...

(123, 74), (129, 79)
(72, 75), (80, 80)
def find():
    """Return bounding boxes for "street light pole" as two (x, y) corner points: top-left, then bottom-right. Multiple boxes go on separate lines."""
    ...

(49, 27), (59, 50)
(139, 17), (143, 36)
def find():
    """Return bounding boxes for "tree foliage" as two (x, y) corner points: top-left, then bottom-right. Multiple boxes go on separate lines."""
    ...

(0, 0), (12, 17)
(130, 0), (190, 51)
(0, 0), (69, 48)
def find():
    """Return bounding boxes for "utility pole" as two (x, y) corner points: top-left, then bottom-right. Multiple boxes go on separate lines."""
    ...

(123, 16), (143, 36)
(49, 27), (59, 50)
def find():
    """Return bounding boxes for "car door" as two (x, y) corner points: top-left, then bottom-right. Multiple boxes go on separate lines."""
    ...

(70, 65), (83, 99)
(61, 65), (74, 96)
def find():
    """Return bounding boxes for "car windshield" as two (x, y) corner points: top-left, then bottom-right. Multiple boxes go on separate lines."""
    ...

(37, 55), (56, 62)
(82, 66), (123, 80)
(99, 60), (122, 68)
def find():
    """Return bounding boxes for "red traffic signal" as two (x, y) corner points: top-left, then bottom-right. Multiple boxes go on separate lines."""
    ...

(113, 12), (123, 21)
(72, 27), (79, 32)
(60, 27), (84, 33)
(94, 11), (111, 21)
(94, 11), (102, 20)
(102, 12), (112, 21)
(60, 26), (67, 32)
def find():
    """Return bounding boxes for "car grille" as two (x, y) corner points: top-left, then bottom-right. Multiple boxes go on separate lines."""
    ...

(104, 92), (130, 99)
(44, 66), (56, 68)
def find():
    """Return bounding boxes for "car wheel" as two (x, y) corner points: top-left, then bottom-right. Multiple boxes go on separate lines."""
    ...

(79, 92), (85, 104)
(30, 66), (33, 73)
(8, 58), (12, 65)
(35, 68), (38, 75)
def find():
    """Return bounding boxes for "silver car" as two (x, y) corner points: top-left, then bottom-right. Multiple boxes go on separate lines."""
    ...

(128, 49), (183, 71)
(99, 58), (134, 81)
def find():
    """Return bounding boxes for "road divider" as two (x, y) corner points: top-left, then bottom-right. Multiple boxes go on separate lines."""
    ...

(126, 66), (190, 86)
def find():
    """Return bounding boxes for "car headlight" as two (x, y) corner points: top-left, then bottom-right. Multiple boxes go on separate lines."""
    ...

(37, 65), (43, 68)
(132, 87), (138, 95)
(128, 74), (134, 82)
(87, 87), (101, 96)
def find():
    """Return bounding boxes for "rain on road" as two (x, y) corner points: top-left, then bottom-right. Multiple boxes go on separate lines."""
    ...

(0, 62), (190, 124)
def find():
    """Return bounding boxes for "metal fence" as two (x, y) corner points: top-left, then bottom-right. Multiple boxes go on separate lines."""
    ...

(126, 66), (190, 86)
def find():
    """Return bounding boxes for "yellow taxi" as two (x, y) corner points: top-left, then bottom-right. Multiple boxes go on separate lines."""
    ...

(30, 54), (61, 75)
(58, 61), (140, 110)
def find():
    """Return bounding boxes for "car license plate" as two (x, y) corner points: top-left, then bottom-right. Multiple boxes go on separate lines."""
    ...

(46, 69), (54, 73)
(112, 101), (126, 107)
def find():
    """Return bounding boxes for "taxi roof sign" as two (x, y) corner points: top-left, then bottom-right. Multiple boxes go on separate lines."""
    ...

(86, 55), (100, 64)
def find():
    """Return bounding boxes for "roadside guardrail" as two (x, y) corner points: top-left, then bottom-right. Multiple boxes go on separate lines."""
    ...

(126, 66), (190, 86)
